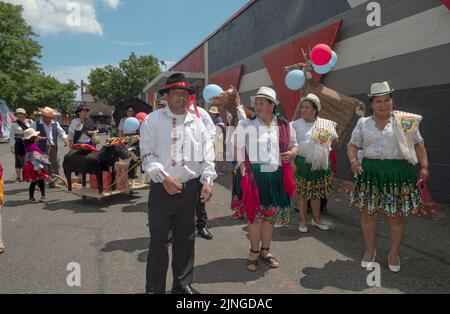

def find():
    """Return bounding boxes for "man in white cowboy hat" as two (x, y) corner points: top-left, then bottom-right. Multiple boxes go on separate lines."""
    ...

(31, 106), (69, 188)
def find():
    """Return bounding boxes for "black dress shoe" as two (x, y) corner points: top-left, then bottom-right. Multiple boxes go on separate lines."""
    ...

(197, 227), (213, 240)
(171, 285), (200, 295)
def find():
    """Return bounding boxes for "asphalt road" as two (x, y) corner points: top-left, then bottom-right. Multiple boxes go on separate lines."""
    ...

(0, 137), (449, 294)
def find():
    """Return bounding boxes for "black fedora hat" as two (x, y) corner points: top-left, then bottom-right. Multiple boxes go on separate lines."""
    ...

(75, 104), (90, 114)
(159, 73), (196, 96)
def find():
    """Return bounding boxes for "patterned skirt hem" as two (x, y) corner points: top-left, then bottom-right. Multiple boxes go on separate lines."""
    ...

(231, 198), (290, 226)
(295, 175), (334, 200)
(350, 198), (423, 217)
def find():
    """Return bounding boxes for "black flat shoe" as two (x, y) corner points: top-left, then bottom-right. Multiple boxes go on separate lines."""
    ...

(197, 227), (213, 240)
(171, 285), (200, 294)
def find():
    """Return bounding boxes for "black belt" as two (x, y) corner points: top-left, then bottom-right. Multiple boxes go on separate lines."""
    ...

(152, 178), (199, 189)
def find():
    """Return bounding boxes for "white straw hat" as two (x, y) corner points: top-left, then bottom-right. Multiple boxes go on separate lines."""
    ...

(368, 81), (395, 97)
(252, 87), (279, 105)
(23, 128), (40, 140)
(301, 93), (321, 112)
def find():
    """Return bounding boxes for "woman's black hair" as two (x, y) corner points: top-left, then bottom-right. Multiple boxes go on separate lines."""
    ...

(369, 93), (395, 113)
(126, 105), (135, 111)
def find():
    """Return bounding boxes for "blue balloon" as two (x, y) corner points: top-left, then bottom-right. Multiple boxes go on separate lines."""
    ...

(328, 51), (338, 68)
(285, 70), (305, 91)
(203, 84), (223, 103)
(312, 63), (332, 75)
(124, 117), (140, 133)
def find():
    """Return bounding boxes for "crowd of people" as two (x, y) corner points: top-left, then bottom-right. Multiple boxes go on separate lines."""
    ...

(137, 73), (429, 294)
(0, 73), (430, 294)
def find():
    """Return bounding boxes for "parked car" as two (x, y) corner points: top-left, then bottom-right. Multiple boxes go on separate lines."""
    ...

(96, 124), (112, 134)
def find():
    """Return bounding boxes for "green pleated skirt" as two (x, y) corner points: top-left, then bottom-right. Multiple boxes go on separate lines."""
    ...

(231, 164), (291, 225)
(350, 158), (423, 217)
(294, 156), (334, 200)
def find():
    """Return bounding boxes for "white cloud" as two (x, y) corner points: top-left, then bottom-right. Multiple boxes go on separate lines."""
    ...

(49, 64), (107, 100)
(2, 0), (121, 35)
(112, 40), (151, 47)
(102, 0), (120, 9)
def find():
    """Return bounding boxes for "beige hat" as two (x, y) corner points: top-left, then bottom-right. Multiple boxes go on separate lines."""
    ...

(23, 128), (40, 140)
(252, 86), (279, 105)
(301, 93), (321, 112)
(38, 106), (60, 117)
(368, 81), (395, 97)
(15, 108), (26, 115)
(209, 106), (219, 114)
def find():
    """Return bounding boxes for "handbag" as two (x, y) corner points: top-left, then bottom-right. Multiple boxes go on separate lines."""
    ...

(416, 179), (444, 220)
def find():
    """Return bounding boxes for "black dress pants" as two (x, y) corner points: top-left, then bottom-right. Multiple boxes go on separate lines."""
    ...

(145, 179), (200, 294)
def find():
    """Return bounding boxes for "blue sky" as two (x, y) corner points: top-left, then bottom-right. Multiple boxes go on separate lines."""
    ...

(6, 0), (249, 99)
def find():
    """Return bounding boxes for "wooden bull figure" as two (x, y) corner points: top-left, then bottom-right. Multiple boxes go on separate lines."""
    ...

(63, 143), (130, 194)
(209, 87), (254, 127)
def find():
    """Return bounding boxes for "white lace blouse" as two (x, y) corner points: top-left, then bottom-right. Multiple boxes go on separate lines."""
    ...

(348, 117), (424, 160)
(291, 119), (316, 158)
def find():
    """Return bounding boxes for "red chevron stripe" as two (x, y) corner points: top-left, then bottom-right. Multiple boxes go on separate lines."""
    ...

(262, 21), (343, 120)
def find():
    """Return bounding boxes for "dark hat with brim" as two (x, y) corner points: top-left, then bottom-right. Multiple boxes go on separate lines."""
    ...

(75, 105), (90, 114)
(158, 73), (196, 96)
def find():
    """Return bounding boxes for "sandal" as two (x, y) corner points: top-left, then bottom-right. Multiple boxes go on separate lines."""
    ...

(246, 249), (259, 272)
(259, 247), (279, 269)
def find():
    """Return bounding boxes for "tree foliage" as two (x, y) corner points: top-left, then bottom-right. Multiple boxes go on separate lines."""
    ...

(88, 52), (160, 106)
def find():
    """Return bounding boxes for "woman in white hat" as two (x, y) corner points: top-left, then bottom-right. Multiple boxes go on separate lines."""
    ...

(232, 87), (298, 271)
(291, 94), (338, 233)
(347, 82), (429, 272)
(9, 108), (32, 183)
(22, 128), (51, 203)
(208, 106), (222, 125)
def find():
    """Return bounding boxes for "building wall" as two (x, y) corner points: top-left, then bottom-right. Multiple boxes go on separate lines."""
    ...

(170, 0), (450, 201)
(172, 44), (205, 73)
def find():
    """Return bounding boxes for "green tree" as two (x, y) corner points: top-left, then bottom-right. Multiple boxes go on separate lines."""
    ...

(17, 73), (79, 114)
(0, 2), (42, 105)
(88, 52), (160, 106)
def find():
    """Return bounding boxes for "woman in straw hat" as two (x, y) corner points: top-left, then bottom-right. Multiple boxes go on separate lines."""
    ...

(22, 128), (51, 203)
(208, 106), (222, 125)
(9, 108), (32, 183)
(291, 93), (338, 233)
(232, 86), (298, 271)
(347, 82), (430, 272)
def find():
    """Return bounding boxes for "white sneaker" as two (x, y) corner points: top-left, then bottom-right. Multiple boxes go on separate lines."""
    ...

(361, 250), (377, 268)
(298, 225), (308, 233)
(311, 219), (330, 231)
(388, 254), (401, 273)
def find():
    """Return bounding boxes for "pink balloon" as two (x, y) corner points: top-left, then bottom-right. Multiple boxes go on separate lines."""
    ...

(311, 44), (332, 66)
(136, 112), (147, 122)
